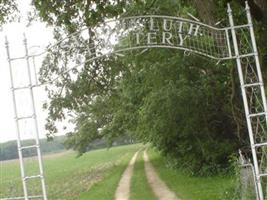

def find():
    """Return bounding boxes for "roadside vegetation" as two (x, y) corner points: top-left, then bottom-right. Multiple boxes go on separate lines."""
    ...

(147, 148), (235, 200)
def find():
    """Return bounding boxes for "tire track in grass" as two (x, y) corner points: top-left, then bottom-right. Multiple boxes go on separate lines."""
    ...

(130, 150), (157, 200)
(76, 145), (142, 200)
(115, 151), (139, 200)
(144, 150), (180, 200)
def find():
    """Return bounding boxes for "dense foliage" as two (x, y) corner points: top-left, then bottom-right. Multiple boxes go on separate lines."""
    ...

(103, 49), (241, 175)
(29, 0), (267, 175)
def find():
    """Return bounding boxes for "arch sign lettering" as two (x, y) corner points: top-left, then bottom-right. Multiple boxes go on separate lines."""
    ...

(3, 1), (267, 200)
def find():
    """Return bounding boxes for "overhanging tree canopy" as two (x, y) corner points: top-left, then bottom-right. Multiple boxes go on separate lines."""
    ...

(28, 0), (267, 175)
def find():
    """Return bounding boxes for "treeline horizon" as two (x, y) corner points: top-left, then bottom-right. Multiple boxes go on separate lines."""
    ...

(0, 135), (135, 161)
(0, 136), (66, 161)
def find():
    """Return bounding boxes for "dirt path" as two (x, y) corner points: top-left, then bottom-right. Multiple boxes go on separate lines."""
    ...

(143, 150), (180, 200)
(115, 151), (139, 200)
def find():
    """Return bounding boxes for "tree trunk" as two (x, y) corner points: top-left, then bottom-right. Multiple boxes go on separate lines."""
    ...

(191, 0), (217, 25)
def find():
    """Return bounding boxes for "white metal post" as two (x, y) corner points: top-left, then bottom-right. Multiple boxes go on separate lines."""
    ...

(227, 3), (264, 199)
(242, 163), (260, 199)
(23, 34), (48, 200)
(5, 37), (29, 200)
(245, 2), (267, 125)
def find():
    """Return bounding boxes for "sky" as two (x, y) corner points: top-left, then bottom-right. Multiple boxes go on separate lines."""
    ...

(0, 0), (122, 143)
(0, 0), (59, 142)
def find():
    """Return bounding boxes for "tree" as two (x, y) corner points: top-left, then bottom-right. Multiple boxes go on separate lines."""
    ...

(33, 0), (266, 174)
(35, 0), (167, 140)
(0, 0), (17, 25)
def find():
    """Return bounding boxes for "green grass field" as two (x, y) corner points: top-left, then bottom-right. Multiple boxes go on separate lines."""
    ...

(0, 144), (234, 200)
(0, 144), (141, 199)
(147, 148), (235, 200)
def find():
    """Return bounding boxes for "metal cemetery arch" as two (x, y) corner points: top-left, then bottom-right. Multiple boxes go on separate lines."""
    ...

(3, 1), (267, 200)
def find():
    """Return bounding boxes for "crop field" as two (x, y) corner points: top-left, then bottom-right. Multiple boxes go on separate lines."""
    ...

(0, 144), (141, 200)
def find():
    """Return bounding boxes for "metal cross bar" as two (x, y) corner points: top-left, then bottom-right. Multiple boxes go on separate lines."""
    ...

(23, 175), (42, 181)
(16, 115), (36, 120)
(248, 112), (267, 118)
(19, 144), (39, 150)
(12, 84), (40, 91)
(253, 142), (267, 148)
(0, 195), (43, 200)
(243, 82), (263, 88)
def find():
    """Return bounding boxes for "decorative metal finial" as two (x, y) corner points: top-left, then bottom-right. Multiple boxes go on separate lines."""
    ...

(245, 1), (252, 24)
(5, 35), (9, 46)
(23, 32), (27, 45)
(245, 1), (250, 11)
(227, 3), (232, 14)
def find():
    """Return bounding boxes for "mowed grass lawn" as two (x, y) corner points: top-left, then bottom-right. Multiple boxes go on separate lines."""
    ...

(1, 144), (235, 200)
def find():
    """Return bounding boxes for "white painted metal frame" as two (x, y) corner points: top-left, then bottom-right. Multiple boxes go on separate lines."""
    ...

(228, 2), (267, 199)
(3, 35), (48, 200)
(2, 1), (267, 200)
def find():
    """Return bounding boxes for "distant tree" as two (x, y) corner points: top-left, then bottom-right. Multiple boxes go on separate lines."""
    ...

(0, 136), (66, 161)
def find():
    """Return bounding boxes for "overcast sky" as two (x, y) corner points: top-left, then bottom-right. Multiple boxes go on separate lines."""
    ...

(0, 0), (56, 142)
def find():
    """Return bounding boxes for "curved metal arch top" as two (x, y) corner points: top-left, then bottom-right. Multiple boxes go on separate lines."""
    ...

(17, 14), (250, 85)
(7, 14), (254, 86)
(32, 15), (235, 62)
